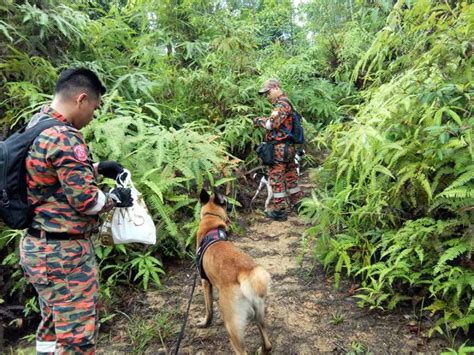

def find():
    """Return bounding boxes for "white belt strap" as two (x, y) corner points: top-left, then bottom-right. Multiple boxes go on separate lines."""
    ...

(288, 187), (301, 194)
(37, 340), (56, 352)
(273, 191), (287, 198)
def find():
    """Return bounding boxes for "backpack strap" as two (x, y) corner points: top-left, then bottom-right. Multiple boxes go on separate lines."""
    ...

(278, 98), (305, 145)
(26, 117), (66, 205)
(24, 116), (66, 164)
(278, 97), (295, 111)
(277, 98), (296, 141)
(28, 115), (65, 134)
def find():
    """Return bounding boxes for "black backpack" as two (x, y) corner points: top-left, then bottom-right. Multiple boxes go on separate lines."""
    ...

(0, 116), (64, 229)
(280, 98), (305, 144)
(256, 141), (276, 166)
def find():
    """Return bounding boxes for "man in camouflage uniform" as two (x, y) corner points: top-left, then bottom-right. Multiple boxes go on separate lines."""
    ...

(254, 79), (303, 221)
(19, 68), (133, 354)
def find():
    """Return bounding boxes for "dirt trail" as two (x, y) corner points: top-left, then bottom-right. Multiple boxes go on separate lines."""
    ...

(95, 177), (446, 354)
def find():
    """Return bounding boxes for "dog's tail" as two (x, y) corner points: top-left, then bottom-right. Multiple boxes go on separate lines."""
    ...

(238, 266), (270, 321)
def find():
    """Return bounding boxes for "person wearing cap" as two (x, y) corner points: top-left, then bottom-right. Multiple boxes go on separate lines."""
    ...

(253, 79), (303, 221)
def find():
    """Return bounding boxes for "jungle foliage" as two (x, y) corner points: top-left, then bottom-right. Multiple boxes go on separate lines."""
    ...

(301, 0), (473, 343)
(0, 0), (333, 343)
(0, 0), (472, 347)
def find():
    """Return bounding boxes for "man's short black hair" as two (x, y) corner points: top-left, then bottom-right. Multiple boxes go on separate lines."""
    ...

(55, 67), (106, 99)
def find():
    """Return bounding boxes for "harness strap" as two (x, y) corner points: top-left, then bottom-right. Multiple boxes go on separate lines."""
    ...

(196, 228), (228, 280)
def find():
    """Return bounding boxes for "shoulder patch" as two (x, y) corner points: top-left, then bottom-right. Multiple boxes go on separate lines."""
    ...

(73, 145), (88, 162)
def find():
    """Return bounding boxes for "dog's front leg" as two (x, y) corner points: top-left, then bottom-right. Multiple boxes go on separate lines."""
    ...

(264, 178), (273, 212)
(197, 279), (213, 327)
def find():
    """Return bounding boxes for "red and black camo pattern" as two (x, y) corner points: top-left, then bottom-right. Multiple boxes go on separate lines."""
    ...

(254, 95), (302, 210)
(25, 106), (100, 234)
(37, 297), (56, 344)
(254, 95), (293, 142)
(268, 143), (303, 210)
(20, 234), (98, 353)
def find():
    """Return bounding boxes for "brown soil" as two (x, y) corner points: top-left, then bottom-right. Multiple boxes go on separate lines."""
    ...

(10, 174), (449, 354)
(93, 176), (447, 354)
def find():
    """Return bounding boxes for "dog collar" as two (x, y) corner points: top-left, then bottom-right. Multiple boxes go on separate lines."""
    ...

(196, 228), (228, 281)
(203, 211), (229, 224)
(202, 211), (231, 227)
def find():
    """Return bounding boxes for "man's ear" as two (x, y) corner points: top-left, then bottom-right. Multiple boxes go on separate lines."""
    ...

(213, 188), (226, 206)
(199, 189), (210, 204)
(76, 92), (88, 105)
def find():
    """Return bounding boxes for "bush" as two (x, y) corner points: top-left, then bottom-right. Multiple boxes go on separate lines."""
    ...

(302, 1), (473, 338)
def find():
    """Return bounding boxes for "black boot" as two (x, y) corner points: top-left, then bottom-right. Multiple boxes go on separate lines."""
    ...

(293, 201), (302, 212)
(265, 209), (288, 221)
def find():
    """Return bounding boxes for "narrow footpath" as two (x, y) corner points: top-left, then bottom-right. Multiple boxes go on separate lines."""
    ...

(96, 176), (446, 354)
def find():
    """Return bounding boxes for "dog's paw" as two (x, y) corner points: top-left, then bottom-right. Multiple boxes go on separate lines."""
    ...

(196, 318), (211, 328)
(257, 346), (272, 355)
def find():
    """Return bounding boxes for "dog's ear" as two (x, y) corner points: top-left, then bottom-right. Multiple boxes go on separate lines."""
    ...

(199, 189), (210, 204)
(213, 188), (226, 206)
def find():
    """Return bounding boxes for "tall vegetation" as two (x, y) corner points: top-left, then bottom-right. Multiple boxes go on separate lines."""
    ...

(301, 0), (473, 341)
(0, 0), (471, 347)
(0, 0), (328, 343)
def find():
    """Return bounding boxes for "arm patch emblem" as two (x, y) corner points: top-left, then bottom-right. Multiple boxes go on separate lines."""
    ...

(73, 145), (88, 162)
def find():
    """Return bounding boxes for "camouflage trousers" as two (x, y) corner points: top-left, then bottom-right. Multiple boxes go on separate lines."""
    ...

(269, 142), (303, 211)
(19, 231), (99, 355)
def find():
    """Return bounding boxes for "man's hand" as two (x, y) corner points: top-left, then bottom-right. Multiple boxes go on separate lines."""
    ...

(98, 160), (124, 179)
(109, 187), (133, 208)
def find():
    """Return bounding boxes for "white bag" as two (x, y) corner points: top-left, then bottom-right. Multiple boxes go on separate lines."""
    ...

(102, 170), (156, 245)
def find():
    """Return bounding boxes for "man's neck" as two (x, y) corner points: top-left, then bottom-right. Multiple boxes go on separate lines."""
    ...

(50, 100), (74, 126)
(271, 93), (286, 104)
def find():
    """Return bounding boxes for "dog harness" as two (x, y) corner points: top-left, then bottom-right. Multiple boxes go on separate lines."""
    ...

(196, 227), (228, 281)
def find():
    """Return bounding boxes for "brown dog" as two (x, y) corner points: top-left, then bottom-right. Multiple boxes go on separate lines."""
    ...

(196, 189), (272, 354)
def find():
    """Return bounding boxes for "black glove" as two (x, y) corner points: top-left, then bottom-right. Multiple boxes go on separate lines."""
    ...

(98, 160), (124, 179)
(109, 187), (133, 208)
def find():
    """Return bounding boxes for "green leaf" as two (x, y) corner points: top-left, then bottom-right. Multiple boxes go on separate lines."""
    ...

(445, 109), (463, 126)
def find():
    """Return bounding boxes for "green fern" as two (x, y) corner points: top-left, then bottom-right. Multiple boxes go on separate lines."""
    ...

(439, 168), (474, 192)
(437, 188), (474, 200)
(434, 244), (470, 275)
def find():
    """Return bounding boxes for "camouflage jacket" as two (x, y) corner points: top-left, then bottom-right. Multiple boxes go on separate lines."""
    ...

(26, 106), (113, 234)
(253, 95), (293, 142)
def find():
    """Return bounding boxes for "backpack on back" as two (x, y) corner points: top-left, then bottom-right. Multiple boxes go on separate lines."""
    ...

(0, 116), (64, 229)
(280, 98), (305, 144)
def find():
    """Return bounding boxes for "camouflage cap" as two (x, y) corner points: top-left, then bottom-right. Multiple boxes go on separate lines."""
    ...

(258, 79), (281, 94)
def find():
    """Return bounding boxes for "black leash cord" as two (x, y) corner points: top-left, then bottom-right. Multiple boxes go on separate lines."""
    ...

(173, 273), (198, 355)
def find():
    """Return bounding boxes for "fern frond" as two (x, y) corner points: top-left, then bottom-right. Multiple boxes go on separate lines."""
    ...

(450, 314), (474, 330)
(434, 244), (469, 275)
(442, 168), (474, 192)
(148, 195), (178, 237)
(437, 188), (474, 200)
(416, 173), (432, 202)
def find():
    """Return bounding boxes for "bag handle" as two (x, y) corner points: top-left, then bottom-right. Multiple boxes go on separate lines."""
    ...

(116, 169), (132, 188)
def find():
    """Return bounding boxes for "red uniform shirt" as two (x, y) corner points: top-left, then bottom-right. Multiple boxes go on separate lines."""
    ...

(254, 95), (294, 142)
(26, 106), (103, 234)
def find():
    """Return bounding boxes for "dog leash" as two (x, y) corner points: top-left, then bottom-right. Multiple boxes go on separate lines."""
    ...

(173, 272), (198, 355)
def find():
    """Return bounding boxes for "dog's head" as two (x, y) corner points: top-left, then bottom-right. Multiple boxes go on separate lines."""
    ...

(199, 188), (232, 225)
